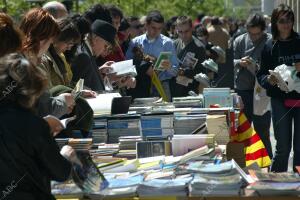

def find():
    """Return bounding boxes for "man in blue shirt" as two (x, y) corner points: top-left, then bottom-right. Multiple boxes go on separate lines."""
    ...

(126, 10), (178, 101)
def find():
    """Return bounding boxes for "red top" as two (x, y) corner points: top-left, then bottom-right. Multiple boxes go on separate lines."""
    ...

(104, 33), (126, 62)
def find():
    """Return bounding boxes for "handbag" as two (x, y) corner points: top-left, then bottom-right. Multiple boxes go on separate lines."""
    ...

(284, 99), (300, 107)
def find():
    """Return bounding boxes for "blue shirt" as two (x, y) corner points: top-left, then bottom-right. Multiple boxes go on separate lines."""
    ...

(126, 34), (178, 81)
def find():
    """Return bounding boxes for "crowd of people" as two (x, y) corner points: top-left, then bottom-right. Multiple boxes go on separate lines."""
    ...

(0, 1), (299, 199)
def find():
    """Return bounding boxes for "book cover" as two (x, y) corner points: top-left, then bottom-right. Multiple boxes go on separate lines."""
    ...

(153, 52), (172, 71)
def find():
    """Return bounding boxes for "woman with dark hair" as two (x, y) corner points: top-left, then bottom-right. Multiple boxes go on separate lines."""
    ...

(102, 4), (126, 64)
(257, 4), (300, 172)
(0, 53), (74, 200)
(43, 17), (81, 87)
(64, 14), (91, 64)
(0, 12), (23, 57)
(41, 16), (96, 137)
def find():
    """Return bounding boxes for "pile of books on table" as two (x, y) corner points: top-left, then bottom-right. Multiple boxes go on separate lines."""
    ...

(92, 117), (107, 143)
(247, 170), (300, 196)
(107, 115), (141, 143)
(189, 160), (242, 197)
(141, 112), (174, 137)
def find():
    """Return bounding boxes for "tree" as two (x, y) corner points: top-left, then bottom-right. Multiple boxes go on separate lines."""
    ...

(1, 0), (261, 21)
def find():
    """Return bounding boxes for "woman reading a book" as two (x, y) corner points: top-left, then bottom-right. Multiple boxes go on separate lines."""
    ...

(20, 8), (95, 137)
(0, 53), (77, 200)
(20, 8), (75, 118)
(257, 4), (300, 172)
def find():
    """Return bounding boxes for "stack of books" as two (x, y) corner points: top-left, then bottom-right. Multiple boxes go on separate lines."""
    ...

(68, 138), (93, 151)
(55, 138), (69, 149)
(141, 113), (174, 137)
(89, 143), (119, 157)
(119, 136), (143, 150)
(92, 117), (107, 143)
(247, 170), (300, 196)
(107, 115), (141, 143)
(203, 88), (233, 108)
(55, 138), (93, 151)
(137, 176), (193, 197)
(172, 96), (203, 108)
(189, 161), (241, 197)
(115, 150), (137, 159)
(173, 112), (206, 135)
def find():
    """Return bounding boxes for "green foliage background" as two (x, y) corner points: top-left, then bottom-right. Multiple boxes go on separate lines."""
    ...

(0, 0), (261, 21)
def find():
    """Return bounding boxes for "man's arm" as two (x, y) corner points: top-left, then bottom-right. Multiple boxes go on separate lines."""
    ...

(233, 36), (244, 69)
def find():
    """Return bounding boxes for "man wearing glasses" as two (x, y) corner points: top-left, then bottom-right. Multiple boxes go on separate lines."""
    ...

(171, 16), (206, 97)
(128, 16), (145, 38)
(233, 13), (273, 158)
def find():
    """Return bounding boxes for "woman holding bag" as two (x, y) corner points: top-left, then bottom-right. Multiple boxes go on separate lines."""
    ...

(257, 4), (300, 172)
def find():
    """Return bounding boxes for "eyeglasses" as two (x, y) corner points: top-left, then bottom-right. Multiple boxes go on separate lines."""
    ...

(277, 18), (293, 24)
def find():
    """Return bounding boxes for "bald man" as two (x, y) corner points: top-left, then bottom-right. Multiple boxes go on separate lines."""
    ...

(43, 1), (68, 19)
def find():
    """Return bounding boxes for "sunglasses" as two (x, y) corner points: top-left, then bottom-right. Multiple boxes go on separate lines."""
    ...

(277, 18), (293, 24)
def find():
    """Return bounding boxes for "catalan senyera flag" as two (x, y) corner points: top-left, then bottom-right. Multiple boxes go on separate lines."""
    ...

(230, 111), (271, 168)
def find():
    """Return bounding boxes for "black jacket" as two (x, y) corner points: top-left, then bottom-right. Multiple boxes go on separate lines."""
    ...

(71, 42), (105, 92)
(257, 32), (300, 99)
(171, 36), (206, 97)
(0, 102), (71, 200)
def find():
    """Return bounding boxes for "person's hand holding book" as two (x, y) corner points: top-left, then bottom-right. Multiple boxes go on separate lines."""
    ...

(59, 93), (76, 113)
(118, 76), (136, 89)
(43, 115), (64, 137)
(160, 59), (172, 70)
(81, 89), (97, 98)
(98, 61), (114, 79)
(267, 73), (279, 86)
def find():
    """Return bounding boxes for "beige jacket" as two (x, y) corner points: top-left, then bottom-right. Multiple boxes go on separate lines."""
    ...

(207, 25), (230, 50)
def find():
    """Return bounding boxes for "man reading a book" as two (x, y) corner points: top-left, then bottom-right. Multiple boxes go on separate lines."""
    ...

(171, 16), (207, 97)
(126, 10), (178, 101)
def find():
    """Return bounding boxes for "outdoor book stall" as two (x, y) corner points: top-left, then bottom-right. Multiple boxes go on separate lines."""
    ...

(53, 90), (300, 200)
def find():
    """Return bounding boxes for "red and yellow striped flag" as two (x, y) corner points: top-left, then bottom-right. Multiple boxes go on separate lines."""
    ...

(231, 112), (271, 168)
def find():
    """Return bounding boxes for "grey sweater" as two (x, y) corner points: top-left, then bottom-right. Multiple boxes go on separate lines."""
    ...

(233, 32), (271, 90)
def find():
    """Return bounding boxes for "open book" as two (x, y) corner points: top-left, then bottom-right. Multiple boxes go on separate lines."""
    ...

(110, 59), (137, 77)
(72, 79), (84, 100)
(85, 93), (121, 116)
(60, 115), (77, 129)
(153, 52), (172, 71)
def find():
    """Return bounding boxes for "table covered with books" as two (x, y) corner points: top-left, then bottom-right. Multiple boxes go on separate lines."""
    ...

(53, 93), (300, 200)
